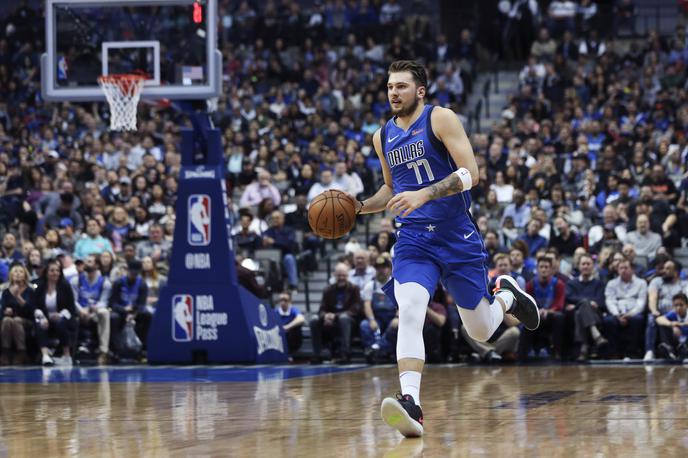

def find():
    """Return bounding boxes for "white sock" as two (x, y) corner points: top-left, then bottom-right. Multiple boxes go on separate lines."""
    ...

(400, 371), (422, 406)
(495, 290), (515, 311)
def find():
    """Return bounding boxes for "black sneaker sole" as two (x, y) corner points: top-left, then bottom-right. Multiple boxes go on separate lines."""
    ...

(496, 275), (540, 331)
(381, 397), (424, 437)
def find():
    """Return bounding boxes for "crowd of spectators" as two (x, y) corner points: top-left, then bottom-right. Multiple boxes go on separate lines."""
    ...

(0, 0), (471, 365)
(0, 1), (687, 366)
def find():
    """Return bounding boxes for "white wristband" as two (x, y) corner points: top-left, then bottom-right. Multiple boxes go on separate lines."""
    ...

(454, 168), (473, 191)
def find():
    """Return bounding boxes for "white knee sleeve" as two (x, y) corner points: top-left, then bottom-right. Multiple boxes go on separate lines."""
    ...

(395, 280), (430, 361)
(459, 298), (504, 343)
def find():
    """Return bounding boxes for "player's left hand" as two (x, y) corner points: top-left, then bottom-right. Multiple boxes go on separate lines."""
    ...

(386, 189), (430, 217)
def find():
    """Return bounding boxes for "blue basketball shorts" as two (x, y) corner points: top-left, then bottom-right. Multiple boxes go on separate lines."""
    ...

(384, 216), (492, 310)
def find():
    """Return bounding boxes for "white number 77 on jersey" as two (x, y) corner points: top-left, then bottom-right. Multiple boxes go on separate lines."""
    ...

(407, 159), (435, 184)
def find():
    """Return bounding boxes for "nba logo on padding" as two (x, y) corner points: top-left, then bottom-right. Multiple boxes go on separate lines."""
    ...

(172, 294), (194, 342)
(188, 194), (211, 246)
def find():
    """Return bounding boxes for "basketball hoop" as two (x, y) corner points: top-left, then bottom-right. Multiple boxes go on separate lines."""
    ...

(98, 74), (145, 131)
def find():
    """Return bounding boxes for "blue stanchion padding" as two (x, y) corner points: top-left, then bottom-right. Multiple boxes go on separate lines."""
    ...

(148, 284), (287, 364)
(147, 126), (288, 364)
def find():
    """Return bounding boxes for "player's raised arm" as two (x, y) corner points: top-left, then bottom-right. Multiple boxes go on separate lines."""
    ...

(387, 107), (478, 217)
(355, 128), (394, 215)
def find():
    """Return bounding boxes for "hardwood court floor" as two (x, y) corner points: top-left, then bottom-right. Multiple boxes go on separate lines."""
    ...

(0, 364), (687, 457)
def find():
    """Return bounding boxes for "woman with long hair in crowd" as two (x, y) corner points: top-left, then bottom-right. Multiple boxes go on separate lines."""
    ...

(43, 228), (65, 259)
(0, 264), (35, 365)
(141, 256), (167, 310)
(26, 248), (43, 281)
(31, 259), (78, 365)
(99, 251), (117, 281)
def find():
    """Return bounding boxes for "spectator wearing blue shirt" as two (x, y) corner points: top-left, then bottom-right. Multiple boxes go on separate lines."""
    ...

(1, 233), (24, 264)
(518, 219), (548, 257)
(655, 293), (688, 360)
(276, 292), (304, 358)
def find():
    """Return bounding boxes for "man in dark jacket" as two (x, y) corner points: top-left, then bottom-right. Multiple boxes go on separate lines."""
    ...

(108, 260), (149, 353)
(310, 262), (361, 363)
(263, 210), (299, 290)
(565, 253), (608, 360)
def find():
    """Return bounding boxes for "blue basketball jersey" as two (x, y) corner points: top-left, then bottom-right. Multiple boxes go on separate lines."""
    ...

(381, 105), (470, 224)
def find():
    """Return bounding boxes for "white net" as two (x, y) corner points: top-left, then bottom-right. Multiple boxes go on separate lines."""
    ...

(98, 74), (145, 131)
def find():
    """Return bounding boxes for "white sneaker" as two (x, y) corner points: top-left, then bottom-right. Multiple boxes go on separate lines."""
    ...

(643, 351), (654, 362)
(42, 354), (54, 366)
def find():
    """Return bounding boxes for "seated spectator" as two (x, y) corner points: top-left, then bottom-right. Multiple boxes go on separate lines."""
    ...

(276, 292), (304, 358)
(106, 206), (132, 251)
(360, 256), (397, 363)
(490, 170), (514, 204)
(99, 251), (118, 281)
(621, 243), (648, 277)
(520, 256), (567, 360)
(26, 248), (43, 282)
(484, 231), (507, 268)
(588, 205), (627, 250)
(141, 256), (166, 309)
(373, 230), (394, 254)
(58, 219), (78, 254)
(71, 254), (111, 365)
(566, 254), (607, 360)
(645, 260), (688, 361)
(0, 264), (35, 365)
(239, 169), (281, 208)
(32, 259), (78, 366)
(262, 210), (299, 292)
(625, 214), (662, 258)
(39, 184), (84, 232)
(135, 224), (172, 269)
(481, 189), (504, 222)
(656, 293), (688, 360)
(233, 211), (263, 255)
(518, 220), (547, 257)
(501, 190), (531, 230)
(74, 218), (114, 260)
(1, 233), (24, 264)
(509, 245), (534, 283)
(462, 314), (520, 363)
(603, 257), (647, 359)
(108, 260), (150, 357)
(307, 169), (344, 202)
(333, 161), (364, 198)
(310, 262), (361, 364)
(348, 249), (375, 291)
(549, 216), (580, 257)
(489, 253), (526, 292)
(530, 27), (557, 62)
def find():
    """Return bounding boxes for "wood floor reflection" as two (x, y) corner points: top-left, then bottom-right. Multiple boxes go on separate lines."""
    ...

(1, 365), (687, 457)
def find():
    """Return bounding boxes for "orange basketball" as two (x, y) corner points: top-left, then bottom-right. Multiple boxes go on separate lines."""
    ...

(308, 190), (357, 239)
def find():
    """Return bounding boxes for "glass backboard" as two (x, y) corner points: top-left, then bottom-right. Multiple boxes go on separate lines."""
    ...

(41, 0), (221, 101)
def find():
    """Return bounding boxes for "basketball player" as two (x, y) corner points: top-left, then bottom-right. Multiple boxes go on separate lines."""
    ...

(353, 61), (539, 437)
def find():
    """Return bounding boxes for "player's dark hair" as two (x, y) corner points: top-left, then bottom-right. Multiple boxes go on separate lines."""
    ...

(388, 60), (428, 89)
